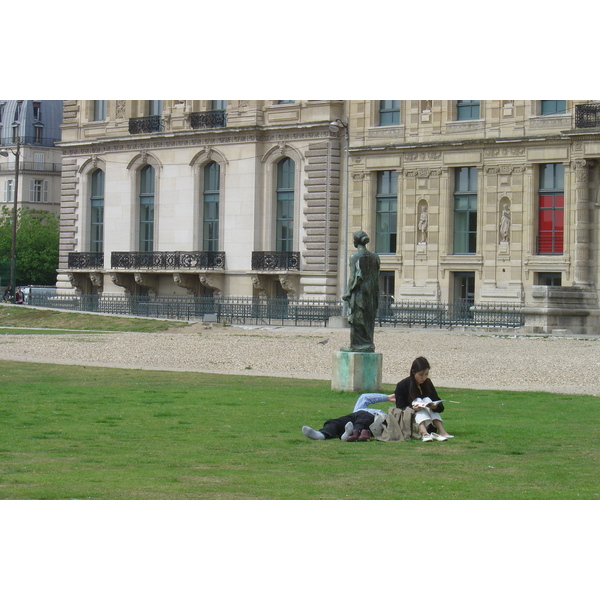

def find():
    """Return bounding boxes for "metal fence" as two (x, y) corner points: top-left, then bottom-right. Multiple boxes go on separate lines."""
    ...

(26, 293), (525, 329)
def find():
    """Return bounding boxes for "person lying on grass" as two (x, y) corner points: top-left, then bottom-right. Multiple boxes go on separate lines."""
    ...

(394, 356), (453, 442)
(301, 392), (395, 442)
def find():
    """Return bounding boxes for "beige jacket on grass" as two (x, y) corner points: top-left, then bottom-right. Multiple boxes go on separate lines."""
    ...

(370, 407), (421, 442)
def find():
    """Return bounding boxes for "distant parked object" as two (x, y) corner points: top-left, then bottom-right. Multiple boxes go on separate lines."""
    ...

(21, 285), (57, 303)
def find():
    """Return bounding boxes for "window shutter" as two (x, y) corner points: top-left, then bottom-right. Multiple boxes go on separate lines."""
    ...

(43, 180), (48, 202)
(30, 180), (35, 202)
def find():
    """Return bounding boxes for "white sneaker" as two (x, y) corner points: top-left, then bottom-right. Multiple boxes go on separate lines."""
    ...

(422, 433), (433, 442)
(431, 433), (447, 441)
(302, 426), (325, 440)
(340, 421), (354, 441)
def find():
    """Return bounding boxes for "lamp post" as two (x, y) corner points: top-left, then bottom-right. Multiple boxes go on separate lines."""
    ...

(329, 118), (349, 315)
(0, 139), (20, 298)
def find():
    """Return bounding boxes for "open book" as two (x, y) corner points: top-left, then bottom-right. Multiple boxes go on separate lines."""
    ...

(412, 397), (443, 410)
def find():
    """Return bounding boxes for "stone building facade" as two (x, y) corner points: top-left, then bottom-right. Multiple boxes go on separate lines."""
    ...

(59, 101), (344, 300)
(0, 100), (63, 216)
(346, 100), (600, 333)
(58, 100), (600, 332)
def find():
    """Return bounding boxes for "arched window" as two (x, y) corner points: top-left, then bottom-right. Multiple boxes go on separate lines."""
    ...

(90, 169), (104, 253)
(203, 161), (220, 252)
(276, 157), (295, 252)
(139, 165), (155, 252)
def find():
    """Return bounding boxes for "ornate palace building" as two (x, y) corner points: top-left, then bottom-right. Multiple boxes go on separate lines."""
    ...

(59, 100), (600, 333)
(59, 100), (344, 300)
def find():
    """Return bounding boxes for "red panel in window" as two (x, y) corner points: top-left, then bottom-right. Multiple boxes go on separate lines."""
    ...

(539, 195), (555, 208)
(554, 194), (564, 208)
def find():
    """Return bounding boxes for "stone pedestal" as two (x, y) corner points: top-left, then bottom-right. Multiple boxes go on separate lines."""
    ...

(331, 351), (382, 392)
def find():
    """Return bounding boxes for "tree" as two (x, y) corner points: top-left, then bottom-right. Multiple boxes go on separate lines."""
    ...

(0, 207), (60, 286)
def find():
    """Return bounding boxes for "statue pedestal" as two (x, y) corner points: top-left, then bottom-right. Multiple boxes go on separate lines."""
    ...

(331, 351), (382, 392)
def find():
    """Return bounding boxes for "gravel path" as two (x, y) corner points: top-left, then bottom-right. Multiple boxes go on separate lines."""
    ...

(1, 323), (599, 396)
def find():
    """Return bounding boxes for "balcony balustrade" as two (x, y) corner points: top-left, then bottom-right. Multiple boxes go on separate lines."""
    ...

(575, 103), (600, 128)
(68, 252), (104, 269)
(111, 251), (225, 270)
(251, 251), (300, 271)
(190, 110), (226, 129)
(128, 115), (163, 134)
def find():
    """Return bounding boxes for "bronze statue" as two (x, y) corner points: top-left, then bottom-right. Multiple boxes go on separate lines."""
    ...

(341, 231), (380, 352)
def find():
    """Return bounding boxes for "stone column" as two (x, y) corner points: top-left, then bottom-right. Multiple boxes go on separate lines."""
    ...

(572, 159), (594, 286)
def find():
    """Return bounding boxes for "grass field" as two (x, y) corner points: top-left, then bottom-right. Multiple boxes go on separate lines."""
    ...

(1, 359), (598, 500)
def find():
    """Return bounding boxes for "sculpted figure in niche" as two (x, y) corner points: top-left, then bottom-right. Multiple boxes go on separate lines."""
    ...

(342, 231), (380, 353)
(500, 202), (511, 242)
(418, 204), (429, 243)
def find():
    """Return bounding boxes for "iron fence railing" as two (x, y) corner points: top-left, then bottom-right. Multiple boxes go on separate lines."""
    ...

(26, 293), (525, 328)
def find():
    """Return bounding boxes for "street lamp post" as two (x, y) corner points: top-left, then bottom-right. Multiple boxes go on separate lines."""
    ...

(329, 119), (349, 315)
(0, 139), (20, 298)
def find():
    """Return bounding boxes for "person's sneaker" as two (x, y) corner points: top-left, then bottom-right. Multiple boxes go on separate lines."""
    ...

(340, 421), (354, 441)
(302, 426), (325, 440)
(346, 429), (361, 442)
(357, 429), (372, 442)
(422, 433), (433, 442)
(431, 433), (447, 441)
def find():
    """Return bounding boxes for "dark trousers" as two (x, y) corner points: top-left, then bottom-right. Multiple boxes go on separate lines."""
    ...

(320, 411), (376, 439)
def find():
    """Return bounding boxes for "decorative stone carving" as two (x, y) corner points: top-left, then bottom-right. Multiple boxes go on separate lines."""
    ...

(116, 101), (126, 119)
(418, 203), (429, 243)
(173, 273), (197, 294)
(89, 272), (103, 289)
(110, 272), (135, 295)
(278, 274), (299, 299)
(251, 274), (268, 299)
(199, 274), (222, 297)
(134, 272), (158, 295)
(500, 201), (511, 243)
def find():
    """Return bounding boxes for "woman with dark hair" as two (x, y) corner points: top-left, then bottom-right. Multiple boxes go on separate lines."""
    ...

(394, 356), (454, 442)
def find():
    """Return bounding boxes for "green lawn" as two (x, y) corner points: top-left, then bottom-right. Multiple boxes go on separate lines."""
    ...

(1, 360), (597, 500)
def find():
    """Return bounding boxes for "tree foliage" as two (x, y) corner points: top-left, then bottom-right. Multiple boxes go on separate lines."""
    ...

(0, 206), (60, 285)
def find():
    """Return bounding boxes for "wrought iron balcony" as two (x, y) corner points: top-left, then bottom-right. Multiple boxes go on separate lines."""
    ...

(190, 110), (226, 129)
(251, 251), (300, 271)
(111, 251), (225, 270)
(68, 252), (104, 269)
(575, 103), (600, 128)
(128, 115), (163, 134)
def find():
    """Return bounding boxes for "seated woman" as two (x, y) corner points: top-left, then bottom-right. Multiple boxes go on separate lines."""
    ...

(302, 393), (395, 442)
(394, 356), (453, 442)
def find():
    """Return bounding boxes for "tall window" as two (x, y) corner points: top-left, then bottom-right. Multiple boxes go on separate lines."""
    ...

(90, 169), (104, 253)
(139, 165), (155, 252)
(538, 163), (564, 254)
(276, 158), (295, 252)
(379, 100), (400, 126)
(30, 180), (48, 202)
(34, 125), (43, 144)
(203, 161), (220, 252)
(456, 100), (480, 120)
(541, 101), (566, 115)
(454, 167), (478, 254)
(147, 101), (162, 115)
(33, 102), (42, 120)
(210, 101), (227, 110)
(375, 170), (397, 253)
(3, 180), (14, 202)
(93, 101), (106, 121)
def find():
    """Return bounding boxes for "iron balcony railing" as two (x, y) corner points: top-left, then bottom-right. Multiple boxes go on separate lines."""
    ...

(128, 115), (163, 134)
(0, 136), (61, 147)
(68, 252), (104, 269)
(0, 161), (62, 173)
(190, 110), (226, 129)
(26, 293), (525, 329)
(575, 103), (600, 128)
(252, 251), (300, 271)
(111, 251), (225, 270)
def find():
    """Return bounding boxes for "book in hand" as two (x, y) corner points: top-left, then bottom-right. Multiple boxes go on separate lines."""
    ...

(412, 397), (443, 410)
